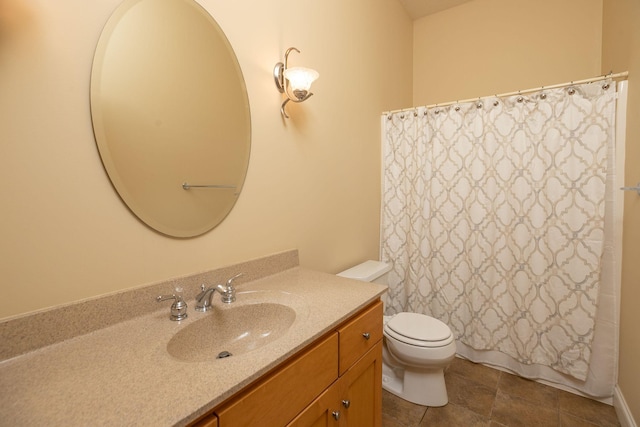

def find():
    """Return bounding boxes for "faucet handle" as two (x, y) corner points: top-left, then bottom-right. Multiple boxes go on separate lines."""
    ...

(226, 273), (243, 289)
(156, 287), (188, 321)
(217, 273), (242, 304)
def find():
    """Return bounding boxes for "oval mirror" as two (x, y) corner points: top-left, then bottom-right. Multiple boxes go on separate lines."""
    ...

(90, 0), (251, 237)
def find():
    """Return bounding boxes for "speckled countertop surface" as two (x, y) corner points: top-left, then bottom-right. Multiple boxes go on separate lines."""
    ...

(0, 265), (386, 426)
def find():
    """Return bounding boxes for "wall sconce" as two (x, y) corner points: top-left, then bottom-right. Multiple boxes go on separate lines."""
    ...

(273, 47), (319, 118)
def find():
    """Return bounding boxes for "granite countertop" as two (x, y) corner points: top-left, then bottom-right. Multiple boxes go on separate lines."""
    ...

(0, 266), (386, 426)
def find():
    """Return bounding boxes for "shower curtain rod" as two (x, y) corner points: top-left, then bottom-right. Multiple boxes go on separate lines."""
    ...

(382, 71), (629, 115)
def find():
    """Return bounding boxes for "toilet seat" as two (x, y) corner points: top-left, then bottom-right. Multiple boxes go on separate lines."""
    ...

(384, 312), (453, 348)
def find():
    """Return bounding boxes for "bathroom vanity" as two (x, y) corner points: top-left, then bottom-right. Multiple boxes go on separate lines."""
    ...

(192, 300), (383, 426)
(0, 251), (386, 426)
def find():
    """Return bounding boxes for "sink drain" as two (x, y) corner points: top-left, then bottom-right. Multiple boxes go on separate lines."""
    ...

(217, 351), (232, 359)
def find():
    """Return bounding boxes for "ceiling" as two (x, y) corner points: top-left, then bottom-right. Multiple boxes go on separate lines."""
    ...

(398, 0), (474, 19)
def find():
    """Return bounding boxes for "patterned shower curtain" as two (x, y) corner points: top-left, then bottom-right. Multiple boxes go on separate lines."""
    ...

(381, 81), (617, 381)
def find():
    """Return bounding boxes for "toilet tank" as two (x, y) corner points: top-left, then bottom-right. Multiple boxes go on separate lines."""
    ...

(337, 260), (391, 285)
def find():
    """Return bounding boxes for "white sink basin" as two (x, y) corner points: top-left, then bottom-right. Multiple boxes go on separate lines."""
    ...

(167, 292), (301, 362)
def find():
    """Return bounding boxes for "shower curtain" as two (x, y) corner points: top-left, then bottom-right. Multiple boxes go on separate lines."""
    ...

(381, 80), (624, 398)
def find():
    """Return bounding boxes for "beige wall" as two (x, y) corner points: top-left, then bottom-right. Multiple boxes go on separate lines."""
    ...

(602, 0), (640, 421)
(0, 0), (413, 319)
(412, 0), (603, 105)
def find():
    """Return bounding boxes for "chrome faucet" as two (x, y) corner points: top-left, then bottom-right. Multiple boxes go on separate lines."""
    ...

(216, 273), (243, 304)
(195, 273), (243, 310)
(195, 285), (218, 312)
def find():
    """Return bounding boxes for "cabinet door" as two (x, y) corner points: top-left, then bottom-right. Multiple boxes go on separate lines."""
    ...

(340, 341), (382, 427)
(216, 333), (338, 427)
(287, 379), (344, 427)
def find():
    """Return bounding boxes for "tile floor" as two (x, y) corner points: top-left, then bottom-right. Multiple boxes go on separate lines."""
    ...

(382, 357), (621, 427)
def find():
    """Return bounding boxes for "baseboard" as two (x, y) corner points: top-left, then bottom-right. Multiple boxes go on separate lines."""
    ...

(614, 385), (638, 427)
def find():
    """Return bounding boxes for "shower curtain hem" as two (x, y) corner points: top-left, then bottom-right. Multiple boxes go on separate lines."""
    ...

(455, 342), (614, 402)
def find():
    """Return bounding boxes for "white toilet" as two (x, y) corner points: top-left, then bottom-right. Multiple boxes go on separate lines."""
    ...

(338, 260), (456, 407)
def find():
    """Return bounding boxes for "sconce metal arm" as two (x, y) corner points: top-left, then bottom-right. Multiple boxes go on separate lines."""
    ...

(280, 93), (314, 118)
(274, 47), (299, 94)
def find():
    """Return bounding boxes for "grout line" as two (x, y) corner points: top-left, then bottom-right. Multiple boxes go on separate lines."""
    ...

(487, 371), (503, 422)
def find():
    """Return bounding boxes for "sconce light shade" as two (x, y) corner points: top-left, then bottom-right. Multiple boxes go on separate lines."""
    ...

(274, 47), (319, 118)
(283, 67), (319, 97)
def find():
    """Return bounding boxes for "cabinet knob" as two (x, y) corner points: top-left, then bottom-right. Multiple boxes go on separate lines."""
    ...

(362, 332), (371, 340)
(342, 399), (351, 408)
(332, 411), (340, 420)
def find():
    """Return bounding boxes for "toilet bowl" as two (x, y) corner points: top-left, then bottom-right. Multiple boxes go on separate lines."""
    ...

(338, 261), (456, 407)
(382, 312), (456, 406)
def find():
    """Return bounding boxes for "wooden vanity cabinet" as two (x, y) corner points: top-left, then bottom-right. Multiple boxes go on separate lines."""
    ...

(338, 340), (382, 426)
(191, 300), (382, 427)
(288, 341), (382, 427)
(194, 417), (218, 427)
(214, 333), (339, 426)
(336, 300), (383, 376)
(286, 373), (344, 427)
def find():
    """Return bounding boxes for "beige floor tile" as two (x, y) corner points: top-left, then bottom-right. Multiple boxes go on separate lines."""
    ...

(383, 412), (411, 427)
(382, 389), (427, 427)
(558, 391), (620, 427)
(419, 402), (491, 427)
(498, 371), (559, 408)
(448, 357), (501, 390)
(445, 371), (497, 417)
(491, 389), (559, 427)
(381, 359), (622, 427)
(560, 411), (602, 427)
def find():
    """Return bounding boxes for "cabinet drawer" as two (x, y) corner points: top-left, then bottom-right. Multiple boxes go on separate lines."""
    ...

(337, 300), (383, 375)
(216, 333), (338, 427)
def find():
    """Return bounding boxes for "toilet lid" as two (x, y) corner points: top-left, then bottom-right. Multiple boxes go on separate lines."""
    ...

(385, 312), (452, 343)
